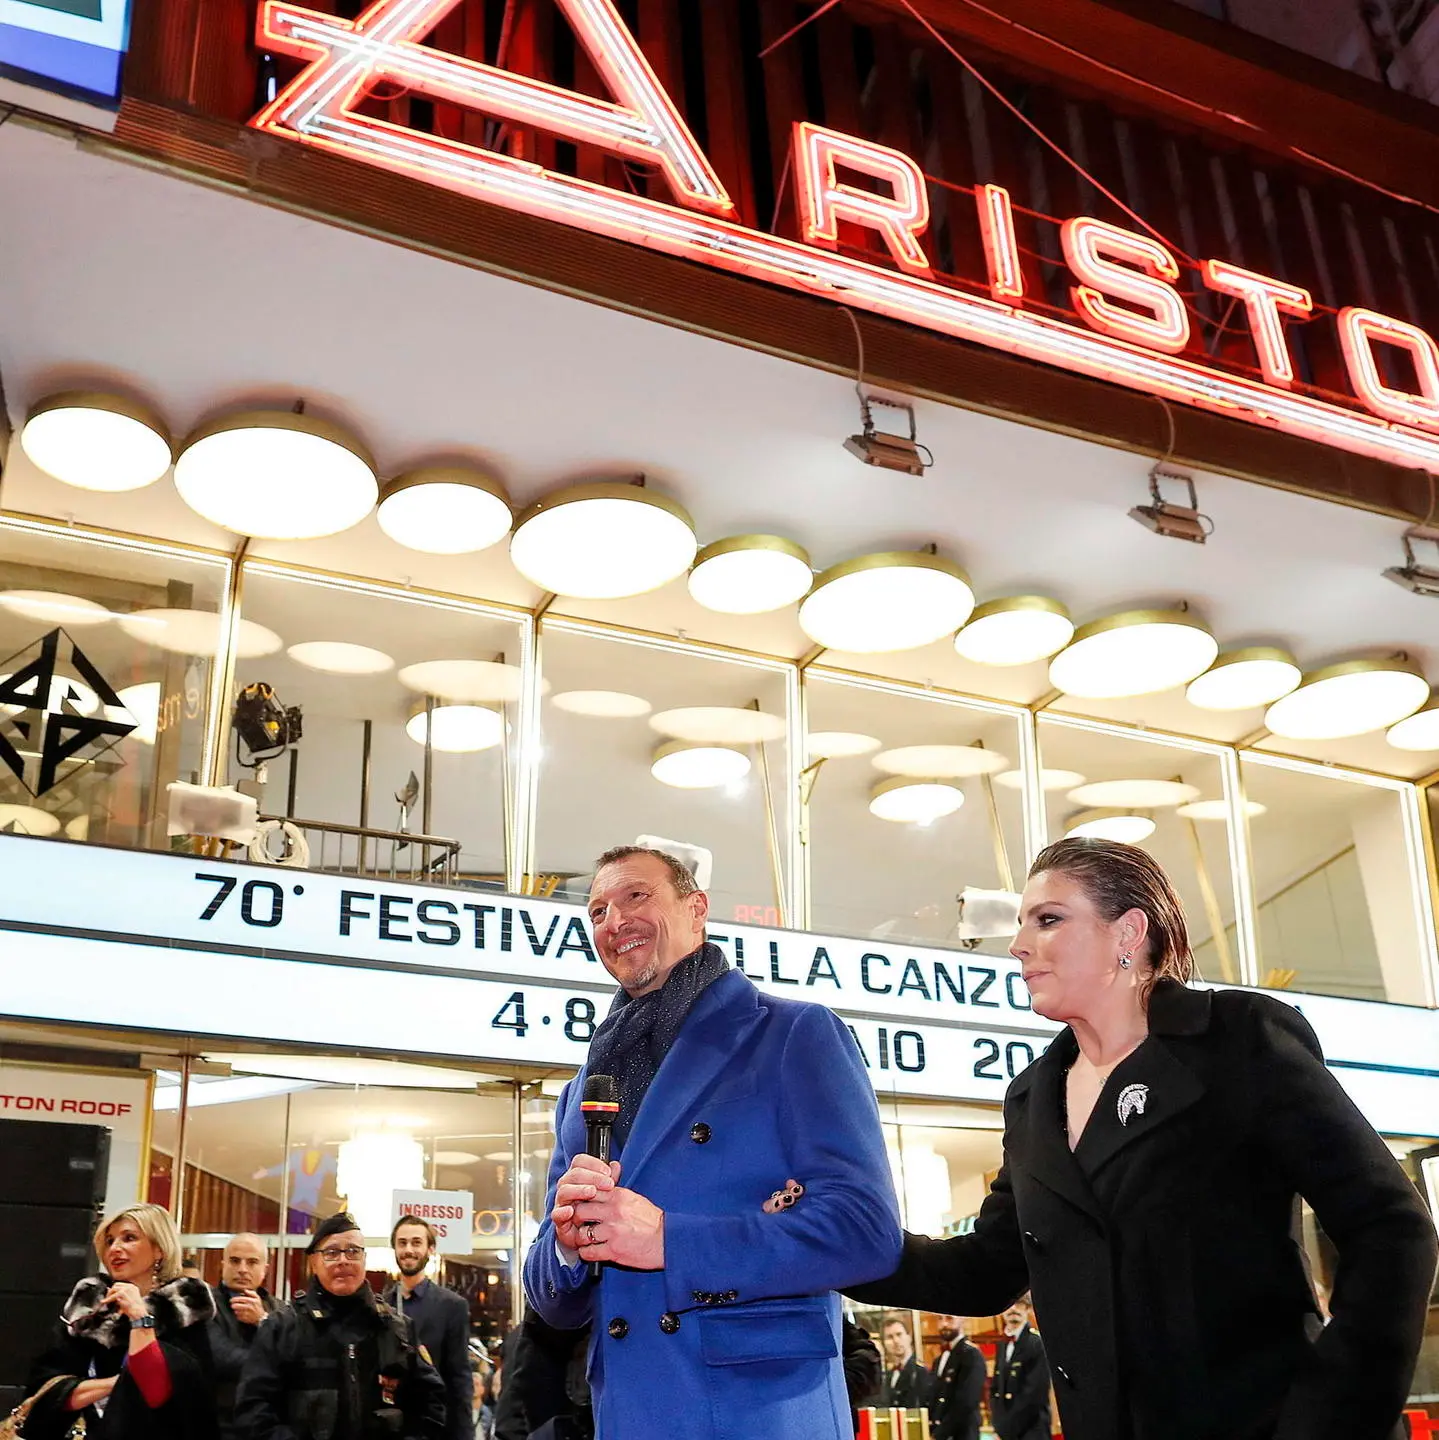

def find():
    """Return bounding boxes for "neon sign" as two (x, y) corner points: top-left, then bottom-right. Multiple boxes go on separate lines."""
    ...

(253, 0), (1439, 474)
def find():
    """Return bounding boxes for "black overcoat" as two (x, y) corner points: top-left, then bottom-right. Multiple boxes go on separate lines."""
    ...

(849, 981), (1437, 1440)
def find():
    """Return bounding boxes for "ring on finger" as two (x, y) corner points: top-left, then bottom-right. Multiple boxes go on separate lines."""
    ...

(585, 1221), (599, 1244)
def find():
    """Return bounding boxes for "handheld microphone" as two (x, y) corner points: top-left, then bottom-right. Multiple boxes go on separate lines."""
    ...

(580, 1074), (620, 1281)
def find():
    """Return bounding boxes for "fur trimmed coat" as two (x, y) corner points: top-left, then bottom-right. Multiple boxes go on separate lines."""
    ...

(25, 1273), (219, 1440)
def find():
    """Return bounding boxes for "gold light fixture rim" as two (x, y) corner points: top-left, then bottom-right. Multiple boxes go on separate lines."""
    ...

(514, 480), (695, 532)
(652, 738), (748, 762)
(406, 697), (501, 720)
(1066, 806), (1151, 827)
(379, 466), (512, 509)
(179, 408), (377, 473)
(965, 594), (1071, 625)
(869, 774), (964, 799)
(1284, 655), (1427, 691)
(1064, 606), (1212, 648)
(692, 533), (812, 570)
(25, 391), (173, 458)
(1197, 644), (1300, 674)
(808, 549), (972, 594)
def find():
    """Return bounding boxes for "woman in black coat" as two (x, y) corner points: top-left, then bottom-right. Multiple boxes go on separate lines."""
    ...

(25, 1202), (218, 1440)
(849, 837), (1437, 1440)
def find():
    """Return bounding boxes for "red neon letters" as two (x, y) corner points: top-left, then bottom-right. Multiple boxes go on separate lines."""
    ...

(252, 0), (1439, 466)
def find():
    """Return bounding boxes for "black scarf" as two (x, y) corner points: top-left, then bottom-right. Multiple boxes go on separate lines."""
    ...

(585, 941), (729, 1148)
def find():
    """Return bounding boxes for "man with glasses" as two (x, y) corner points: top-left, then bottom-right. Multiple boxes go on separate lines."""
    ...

(235, 1211), (446, 1439)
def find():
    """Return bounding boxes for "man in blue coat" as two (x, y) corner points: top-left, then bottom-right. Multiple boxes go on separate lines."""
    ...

(524, 844), (902, 1440)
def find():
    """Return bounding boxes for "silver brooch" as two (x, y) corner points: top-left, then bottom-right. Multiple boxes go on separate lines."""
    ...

(1117, 1083), (1149, 1126)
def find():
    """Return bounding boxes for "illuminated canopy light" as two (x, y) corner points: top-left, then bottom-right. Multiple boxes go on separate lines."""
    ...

(376, 466), (513, 555)
(1067, 779), (1201, 808)
(112, 682), (162, 745)
(1264, 658), (1429, 740)
(1185, 647), (1301, 711)
(510, 483), (697, 599)
(174, 410), (378, 540)
(651, 740), (751, 789)
(0, 591), (113, 626)
(873, 744), (1009, 778)
(807, 731), (882, 760)
(869, 777), (965, 823)
(994, 768), (1086, 792)
(798, 551), (974, 654)
(953, 596), (1074, 666)
(688, 535), (813, 614)
(1176, 799), (1267, 821)
(1049, 609), (1218, 698)
(1065, 808), (1156, 843)
(398, 659), (528, 703)
(406, 701), (504, 752)
(1386, 699), (1439, 752)
(21, 392), (173, 492)
(338, 1133), (425, 1238)
(0, 804), (62, 836)
(118, 609), (282, 659)
(288, 641), (395, 675)
(649, 707), (786, 744)
(553, 689), (652, 718)
(0, 673), (99, 718)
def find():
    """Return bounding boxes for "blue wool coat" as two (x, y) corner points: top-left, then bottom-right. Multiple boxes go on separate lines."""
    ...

(524, 968), (902, 1440)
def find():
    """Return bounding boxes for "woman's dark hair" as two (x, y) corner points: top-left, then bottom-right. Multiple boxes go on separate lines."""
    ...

(1028, 837), (1194, 991)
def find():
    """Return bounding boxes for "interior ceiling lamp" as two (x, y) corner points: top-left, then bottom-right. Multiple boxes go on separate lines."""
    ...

(117, 609), (282, 659)
(337, 1133), (425, 1238)
(0, 591), (113, 626)
(844, 395), (932, 475)
(873, 744), (1009, 778)
(1065, 808), (1156, 843)
(21, 392), (173, 492)
(1129, 465), (1212, 544)
(649, 707), (786, 744)
(552, 690), (652, 718)
(288, 641), (395, 675)
(1185, 646), (1301, 711)
(1383, 526), (1439, 598)
(807, 731), (882, 760)
(406, 699), (504, 753)
(994, 768), (1086, 792)
(1264, 656), (1429, 740)
(687, 535), (813, 614)
(509, 481), (696, 599)
(398, 659), (529, 703)
(376, 466), (513, 555)
(1049, 608), (1218, 698)
(1067, 779), (1201, 808)
(869, 777), (965, 824)
(798, 551), (974, 654)
(174, 409), (378, 540)
(1387, 696), (1439, 751)
(0, 803), (62, 836)
(651, 740), (751, 789)
(953, 597), (1074, 667)
(1176, 799), (1268, 820)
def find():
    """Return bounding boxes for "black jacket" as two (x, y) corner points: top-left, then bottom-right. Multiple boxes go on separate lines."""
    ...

(841, 1320), (882, 1431)
(25, 1273), (218, 1440)
(879, 1355), (932, 1410)
(234, 1282), (446, 1440)
(989, 1327), (1048, 1440)
(211, 1284), (278, 1439)
(381, 1282), (472, 1440)
(491, 1310), (590, 1440)
(929, 1337), (986, 1440)
(849, 982), (1438, 1440)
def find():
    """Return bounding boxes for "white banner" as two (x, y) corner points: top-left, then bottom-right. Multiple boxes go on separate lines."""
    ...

(391, 1189), (475, 1255)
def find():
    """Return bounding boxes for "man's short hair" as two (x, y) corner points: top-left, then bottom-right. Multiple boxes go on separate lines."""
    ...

(882, 1315), (908, 1332)
(594, 845), (699, 897)
(391, 1214), (438, 1248)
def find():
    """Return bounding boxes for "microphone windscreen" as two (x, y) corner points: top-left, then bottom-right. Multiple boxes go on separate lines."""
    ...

(582, 1073), (619, 1109)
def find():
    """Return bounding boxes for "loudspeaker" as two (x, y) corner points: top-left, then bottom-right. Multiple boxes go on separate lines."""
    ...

(0, 1119), (109, 1209)
(0, 1292), (70, 1390)
(0, 1205), (97, 1293)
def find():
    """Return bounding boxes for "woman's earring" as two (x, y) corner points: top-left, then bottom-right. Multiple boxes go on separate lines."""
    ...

(1119, 952), (1133, 969)
(153, 1259), (162, 1280)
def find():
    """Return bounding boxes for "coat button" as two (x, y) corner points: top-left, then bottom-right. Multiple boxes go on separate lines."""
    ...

(659, 1312), (681, 1334)
(689, 1122), (712, 1144)
(607, 1317), (629, 1340)
(1022, 1230), (1044, 1250)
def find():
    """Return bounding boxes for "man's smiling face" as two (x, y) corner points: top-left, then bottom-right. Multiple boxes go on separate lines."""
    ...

(588, 853), (708, 996)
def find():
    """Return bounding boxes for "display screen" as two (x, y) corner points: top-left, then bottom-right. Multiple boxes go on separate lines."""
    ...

(0, 0), (132, 106)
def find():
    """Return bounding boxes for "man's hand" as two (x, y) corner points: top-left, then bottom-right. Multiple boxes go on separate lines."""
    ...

(551, 1152), (618, 1253)
(571, 1160), (665, 1271)
(230, 1290), (267, 1326)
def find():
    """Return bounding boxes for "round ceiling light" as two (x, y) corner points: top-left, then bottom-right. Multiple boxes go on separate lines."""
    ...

(376, 467), (513, 555)
(994, 767), (1086, 791)
(433, 1150), (481, 1166)
(0, 804), (61, 836)
(650, 707), (786, 744)
(1176, 799), (1268, 821)
(21, 392), (172, 492)
(651, 740), (751, 789)
(1067, 779), (1201, 808)
(1185, 647), (1301, 711)
(1386, 697), (1439, 752)
(953, 596), (1074, 667)
(406, 702), (504, 753)
(398, 660), (528, 703)
(0, 591), (113, 626)
(1064, 808), (1156, 843)
(552, 690), (652, 718)
(807, 731), (882, 760)
(0, 673), (99, 717)
(869, 777), (965, 824)
(1049, 609), (1219, 698)
(117, 609), (282, 658)
(798, 551), (975, 654)
(1264, 657), (1429, 740)
(873, 744), (1009, 778)
(687, 535), (813, 614)
(288, 641), (395, 675)
(510, 482), (696, 599)
(111, 682), (162, 745)
(174, 410), (378, 539)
